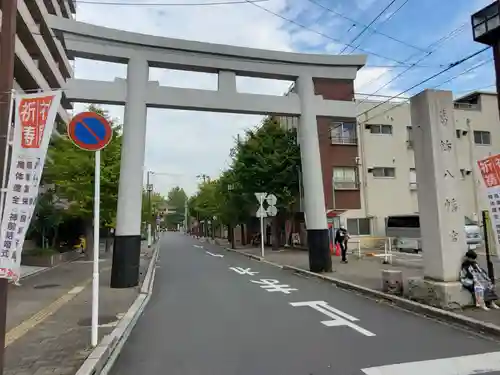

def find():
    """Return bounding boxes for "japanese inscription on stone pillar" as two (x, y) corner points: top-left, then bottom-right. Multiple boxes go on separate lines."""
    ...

(410, 90), (465, 282)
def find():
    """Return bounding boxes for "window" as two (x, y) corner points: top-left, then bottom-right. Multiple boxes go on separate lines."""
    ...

(465, 216), (478, 225)
(372, 167), (395, 178)
(406, 126), (413, 148)
(474, 130), (491, 145)
(370, 124), (393, 135)
(346, 218), (371, 235)
(409, 168), (417, 189)
(330, 122), (357, 144)
(386, 215), (420, 228)
(332, 167), (359, 189)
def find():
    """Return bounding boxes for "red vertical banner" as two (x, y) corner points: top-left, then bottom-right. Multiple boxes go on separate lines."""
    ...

(478, 154), (500, 255)
(478, 156), (500, 188)
(18, 95), (54, 149)
(0, 91), (60, 281)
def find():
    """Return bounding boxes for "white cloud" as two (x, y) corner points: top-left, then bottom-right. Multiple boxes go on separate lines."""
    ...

(354, 66), (401, 98)
(73, 0), (296, 196)
(71, 0), (388, 196)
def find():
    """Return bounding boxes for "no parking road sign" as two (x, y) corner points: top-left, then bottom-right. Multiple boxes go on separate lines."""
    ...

(67, 110), (113, 348)
(68, 111), (113, 151)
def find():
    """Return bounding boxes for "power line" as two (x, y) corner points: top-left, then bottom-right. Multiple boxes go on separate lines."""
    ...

(432, 58), (493, 90)
(348, 0), (412, 54)
(357, 23), (468, 106)
(359, 23), (466, 91)
(306, 0), (426, 53)
(74, 0), (269, 5)
(244, 0), (443, 67)
(358, 46), (490, 122)
(455, 84), (496, 93)
(339, 0), (398, 54)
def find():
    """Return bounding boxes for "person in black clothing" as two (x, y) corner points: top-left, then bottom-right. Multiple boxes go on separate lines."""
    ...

(335, 225), (349, 263)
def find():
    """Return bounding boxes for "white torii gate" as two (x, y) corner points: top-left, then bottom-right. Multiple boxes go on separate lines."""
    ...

(47, 15), (366, 288)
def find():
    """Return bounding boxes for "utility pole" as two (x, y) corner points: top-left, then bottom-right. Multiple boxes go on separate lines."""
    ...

(146, 171), (153, 247)
(196, 174), (209, 184)
(184, 198), (188, 233)
(0, 1), (17, 374)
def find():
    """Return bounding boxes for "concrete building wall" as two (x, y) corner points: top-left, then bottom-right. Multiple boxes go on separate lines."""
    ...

(10, 0), (74, 126)
(346, 91), (500, 237)
(279, 90), (500, 239)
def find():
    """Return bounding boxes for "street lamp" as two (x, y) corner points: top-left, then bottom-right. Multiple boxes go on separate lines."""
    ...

(227, 183), (236, 249)
(472, 2), (500, 44)
(471, 2), (499, 283)
(471, 2), (499, 113)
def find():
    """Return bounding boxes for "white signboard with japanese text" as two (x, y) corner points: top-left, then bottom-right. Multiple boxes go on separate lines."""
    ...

(477, 154), (500, 255)
(0, 91), (61, 280)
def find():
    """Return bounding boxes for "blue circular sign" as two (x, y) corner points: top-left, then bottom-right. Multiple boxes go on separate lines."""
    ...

(68, 112), (113, 151)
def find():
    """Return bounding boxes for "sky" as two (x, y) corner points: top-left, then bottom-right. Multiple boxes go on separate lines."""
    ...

(72, 0), (496, 196)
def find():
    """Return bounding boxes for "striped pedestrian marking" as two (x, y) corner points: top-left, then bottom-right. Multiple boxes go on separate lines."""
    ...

(361, 351), (500, 375)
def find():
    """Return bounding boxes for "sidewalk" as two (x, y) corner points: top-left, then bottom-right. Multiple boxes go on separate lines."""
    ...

(4, 242), (154, 375)
(213, 239), (500, 328)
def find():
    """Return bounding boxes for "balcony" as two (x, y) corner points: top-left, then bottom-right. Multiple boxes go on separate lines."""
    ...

(453, 102), (480, 110)
(330, 121), (357, 145)
(409, 182), (418, 190)
(333, 181), (360, 190)
(330, 135), (358, 145)
(406, 140), (413, 149)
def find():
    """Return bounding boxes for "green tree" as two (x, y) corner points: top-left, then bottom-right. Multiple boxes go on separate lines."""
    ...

(141, 190), (167, 233)
(43, 105), (122, 257)
(28, 190), (66, 249)
(188, 117), (301, 247)
(230, 117), (301, 248)
(164, 186), (187, 229)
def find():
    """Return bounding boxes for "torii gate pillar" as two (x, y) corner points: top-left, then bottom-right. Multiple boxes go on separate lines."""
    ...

(110, 58), (149, 288)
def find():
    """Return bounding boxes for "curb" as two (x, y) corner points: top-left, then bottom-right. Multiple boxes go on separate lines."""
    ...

(221, 246), (500, 339)
(75, 241), (160, 375)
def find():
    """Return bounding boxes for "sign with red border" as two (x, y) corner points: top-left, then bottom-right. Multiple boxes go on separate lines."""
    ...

(67, 112), (113, 151)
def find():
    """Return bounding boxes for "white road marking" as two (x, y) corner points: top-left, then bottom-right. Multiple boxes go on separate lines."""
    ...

(361, 351), (500, 375)
(290, 300), (375, 337)
(68, 286), (85, 294)
(205, 251), (224, 258)
(99, 313), (126, 328)
(229, 267), (259, 275)
(250, 279), (297, 294)
(193, 245), (204, 249)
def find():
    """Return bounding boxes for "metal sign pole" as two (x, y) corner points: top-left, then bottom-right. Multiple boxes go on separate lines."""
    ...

(260, 195), (265, 258)
(67, 111), (112, 348)
(91, 149), (101, 347)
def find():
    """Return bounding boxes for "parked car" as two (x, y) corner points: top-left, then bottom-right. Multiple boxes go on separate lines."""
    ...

(385, 214), (482, 253)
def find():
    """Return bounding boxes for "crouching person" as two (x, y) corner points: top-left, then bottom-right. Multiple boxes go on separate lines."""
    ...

(460, 250), (499, 310)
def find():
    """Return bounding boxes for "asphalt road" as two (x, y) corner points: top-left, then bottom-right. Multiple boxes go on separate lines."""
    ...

(110, 233), (500, 375)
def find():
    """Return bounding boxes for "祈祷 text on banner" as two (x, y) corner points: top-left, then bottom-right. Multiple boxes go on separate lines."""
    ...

(0, 91), (61, 280)
(477, 154), (500, 255)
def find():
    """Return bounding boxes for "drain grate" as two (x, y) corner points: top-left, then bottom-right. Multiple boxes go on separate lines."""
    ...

(77, 315), (117, 327)
(33, 283), (60, 289)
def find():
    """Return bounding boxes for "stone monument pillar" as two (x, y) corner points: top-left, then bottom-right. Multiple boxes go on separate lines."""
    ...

(408, 89), (470, 307)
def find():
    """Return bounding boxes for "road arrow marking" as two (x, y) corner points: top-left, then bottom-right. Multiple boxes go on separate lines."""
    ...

(193, 245), (204, 249)
(205, 251), (224, 258)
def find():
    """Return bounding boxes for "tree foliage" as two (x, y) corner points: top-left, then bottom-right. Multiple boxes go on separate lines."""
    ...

(43, 105), (122, 227)
(164, 186), (187, 228)
(189, 117), (301, 226)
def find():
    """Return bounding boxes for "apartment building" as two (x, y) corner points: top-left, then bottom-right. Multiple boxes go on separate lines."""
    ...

(13, 0), (75, 127)
(279, 90), (500, 238)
